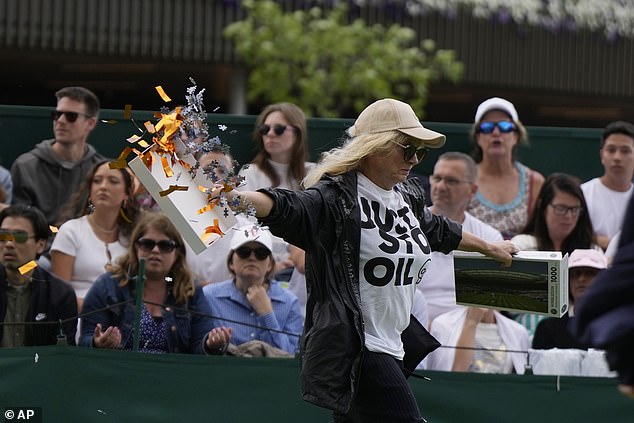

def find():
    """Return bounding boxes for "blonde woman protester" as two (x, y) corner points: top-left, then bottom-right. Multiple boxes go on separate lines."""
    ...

(51, 160), (140, 310)
(80, 213), (232, 354)
(467, 97), (545, 239)
(219, 99), (518, 422)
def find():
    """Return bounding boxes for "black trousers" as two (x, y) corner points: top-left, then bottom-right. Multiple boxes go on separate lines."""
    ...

(333, 349), (424, 423)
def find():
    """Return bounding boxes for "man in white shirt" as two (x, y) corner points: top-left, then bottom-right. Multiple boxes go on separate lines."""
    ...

(581, 121), (634, 250)
(419, 152), (503, 324)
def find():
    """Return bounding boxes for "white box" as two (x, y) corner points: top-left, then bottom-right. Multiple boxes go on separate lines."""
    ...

(128, 142), (236, 254)
(453, 251), (569, 317)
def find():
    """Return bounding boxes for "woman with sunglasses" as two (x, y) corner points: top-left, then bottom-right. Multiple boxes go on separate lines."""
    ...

(510, 173), (599, 336)
(467, 97), (545, 239)
(79, 213), (232, 354)
(202, 224), (303, 355)
(218, 99), (518, 422)
(239, 103), (315, 278)
(50, 160), (140, 310)
(239, 102), (314, 191)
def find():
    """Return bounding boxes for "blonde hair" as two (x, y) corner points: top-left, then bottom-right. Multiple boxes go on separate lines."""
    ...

(107, 212), (194, 304)
(304, 131), (412, 188)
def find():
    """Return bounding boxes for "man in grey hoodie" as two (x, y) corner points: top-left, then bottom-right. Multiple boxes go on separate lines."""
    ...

(10, 86), (106, 225)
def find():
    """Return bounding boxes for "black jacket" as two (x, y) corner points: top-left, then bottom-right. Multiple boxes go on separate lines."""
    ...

(260, 171), (462, 413)
(0, 266), (78, 346)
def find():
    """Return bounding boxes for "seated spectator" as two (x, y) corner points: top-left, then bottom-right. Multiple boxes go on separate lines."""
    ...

(203, 224), (303, 355)
(511, 173), (598, 336)
(0, 205), (77, 346)
(79, 213), (232, 354)
(425, 307), (529, 374)
(50, 160), (141, 309)
(420, 152), (503, 324)
(533, 249), (608, 350)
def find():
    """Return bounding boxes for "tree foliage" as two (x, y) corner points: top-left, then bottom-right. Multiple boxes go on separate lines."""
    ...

(224, 0), (463, 118)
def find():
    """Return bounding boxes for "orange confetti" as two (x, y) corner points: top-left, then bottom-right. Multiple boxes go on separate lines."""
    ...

(19, 260), (38, 275)
(49, 225), (58, 234)
(159, 185), (189, 197)
(197, 204), (215, 214)
(161, 156), (174, 178)
(138, 140), (150, 148)
(155, 86), (172, 102)
(144, 121), (156, 134)
(201, 219), (224, 241)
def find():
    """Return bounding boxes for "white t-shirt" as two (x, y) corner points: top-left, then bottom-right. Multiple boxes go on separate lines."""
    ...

(581, 177), (633, 239)
(419, 212), (503, 324)
(238, 160), (315, 191)
(50, 216), (128, 298)
(357, 172), (432, 359)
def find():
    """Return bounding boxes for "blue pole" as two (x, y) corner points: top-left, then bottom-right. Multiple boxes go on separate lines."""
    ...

(132, 258), (146, 352)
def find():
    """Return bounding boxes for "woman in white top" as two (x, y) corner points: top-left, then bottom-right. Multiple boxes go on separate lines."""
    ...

(239, 103), (315, 274)
(51, 160), (141, 309)
(239, 102), (315, 191)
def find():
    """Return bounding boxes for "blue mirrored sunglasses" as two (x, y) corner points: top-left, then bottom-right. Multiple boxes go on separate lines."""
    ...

(476, 121), (516, 134)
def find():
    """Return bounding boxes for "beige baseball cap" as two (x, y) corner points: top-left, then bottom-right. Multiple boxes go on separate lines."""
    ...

(347, 99), (446, 148)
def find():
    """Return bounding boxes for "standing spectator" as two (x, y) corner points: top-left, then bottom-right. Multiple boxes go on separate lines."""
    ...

(239, 102), (314, 191)
(421, 152), (503, 324)
(203, 224), (303, 355)
(467, 97), (545, 239)
(238, 102), (315, 277)
(11, 86), (105, 225)
(533, 249), (607, 350)
(0, 205), (77, 346)
(50, 160), (140, 308)
(581, 120), (634, 250)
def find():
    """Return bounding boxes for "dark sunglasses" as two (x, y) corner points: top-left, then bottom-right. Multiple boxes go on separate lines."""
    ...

(235, 245), (271, 260)
(0, 229), (36, 244)
(136, 238), (178, 253)
(391, 141), (428, 162)
(51, 110), (90, 123)
(476, 121), (516, 134)
(258, 124), (293, 136)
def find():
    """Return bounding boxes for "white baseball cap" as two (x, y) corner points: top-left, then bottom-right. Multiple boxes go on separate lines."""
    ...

(347, 98), (446, 148)
(230, 224), (273, 252)
(474, 97), (519, 123)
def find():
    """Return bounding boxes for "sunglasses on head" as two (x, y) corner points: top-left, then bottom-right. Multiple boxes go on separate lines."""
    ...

(258, 124), (293, 136)
(136, 238), (178, 253)
(0, 229), (35, 244)
(391, 141), (428, 162)
(51, 110), (90, 123)
(476, 121), (517, 134)
(235, 245), (271, 260)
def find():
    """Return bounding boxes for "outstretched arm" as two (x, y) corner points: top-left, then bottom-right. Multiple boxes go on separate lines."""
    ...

(458, 231), (518, 266)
